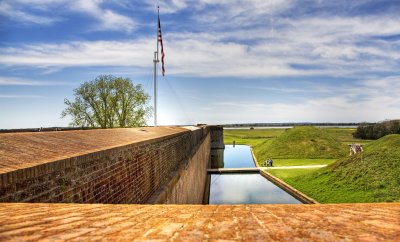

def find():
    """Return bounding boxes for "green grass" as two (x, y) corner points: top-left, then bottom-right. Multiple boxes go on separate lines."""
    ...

(224, 128), (285, 147)
(223, 127), (364, 166)
(267, 168), (321, 180)
(322, 128), (373, 146)
(271, 159), (336, 166)
(282, 134), (400, 203)
(256, 126), (348, 160)
(224, 128), (286, 139)
(224, 127), (398, 203)
(322, 128), (360, 142)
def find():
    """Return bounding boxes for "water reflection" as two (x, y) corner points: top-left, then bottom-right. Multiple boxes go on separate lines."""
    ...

(209, 174), (301, 204)
(220, 145), (255, 168)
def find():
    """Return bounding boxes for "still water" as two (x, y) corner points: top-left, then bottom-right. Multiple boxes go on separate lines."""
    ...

(223, 145), (256, 168)
(208, 144), (302, 204)
(209, 174), (302, 204)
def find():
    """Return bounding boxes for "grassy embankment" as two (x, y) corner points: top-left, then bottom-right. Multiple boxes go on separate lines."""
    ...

(224, 126), (359, 167)
(224, 127), (399, 203)
(282, 135), (400, 203)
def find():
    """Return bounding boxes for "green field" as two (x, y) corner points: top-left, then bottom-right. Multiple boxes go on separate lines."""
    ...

(267, 168), (321, 180)
(222, 126), (400, 203)
(224, 126), (364, 166)
(224, 128), (284, 147)
(272, 158), (336, 166)
(283, 135), (400, 203)
(257, 126), (347, 159)
(323, 128), (373, 145)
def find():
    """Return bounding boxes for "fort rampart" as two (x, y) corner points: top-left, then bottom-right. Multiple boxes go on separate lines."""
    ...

(0, 126), (399, 240)
(0, 126), (216, 204)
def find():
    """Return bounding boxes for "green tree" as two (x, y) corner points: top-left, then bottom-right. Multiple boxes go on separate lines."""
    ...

(61, 75), (151, 128)
(353, 120), (400, 140)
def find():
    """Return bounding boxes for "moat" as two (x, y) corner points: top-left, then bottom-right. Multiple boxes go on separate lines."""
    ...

(208, 145), (301, 204)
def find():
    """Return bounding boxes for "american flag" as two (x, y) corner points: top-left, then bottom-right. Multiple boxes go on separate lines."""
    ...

(158, 15), (165, 76)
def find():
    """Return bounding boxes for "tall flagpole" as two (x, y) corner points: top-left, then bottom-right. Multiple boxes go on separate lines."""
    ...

(153, 6), (160, 127)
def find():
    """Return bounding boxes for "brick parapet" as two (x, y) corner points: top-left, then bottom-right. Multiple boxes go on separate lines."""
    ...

(0, 127), (190, 174)
(0, 126), (210, 204)
(148, 132), (211, 204)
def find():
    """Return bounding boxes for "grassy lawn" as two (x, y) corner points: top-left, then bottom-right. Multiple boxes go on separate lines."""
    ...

(224, 128), (284, 147)
(224, 127), (371, 146)
(222, 127), (400, 203)
(283, 173), (383, 203)
(267, 168), (321, 180)
(224, 127), (373, 166)
(224, 128), (286, 139)
(257, 126), (349, 159)
(323, 128), (359, 142)
(323, 128), (373, 146)
(225, 127), (360, 166)
(282, 135), (400, 203)
(269, 159), (336, 167)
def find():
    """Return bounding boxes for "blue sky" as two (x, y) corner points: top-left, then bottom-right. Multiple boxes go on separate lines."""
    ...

(1, 0), (400, 128)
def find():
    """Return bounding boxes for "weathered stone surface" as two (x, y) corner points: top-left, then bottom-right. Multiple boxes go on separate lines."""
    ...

(0, 203), (399, 241)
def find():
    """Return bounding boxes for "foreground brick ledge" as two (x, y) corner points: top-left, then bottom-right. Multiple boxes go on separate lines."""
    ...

(0, 203), (399, 241)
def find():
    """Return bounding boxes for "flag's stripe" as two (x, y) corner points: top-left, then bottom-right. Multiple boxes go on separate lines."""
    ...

(158, 16), (165, 76)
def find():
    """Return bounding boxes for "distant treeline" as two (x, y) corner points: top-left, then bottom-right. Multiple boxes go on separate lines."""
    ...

(353, 120), (400, 140)
(223, 122), (362, 128)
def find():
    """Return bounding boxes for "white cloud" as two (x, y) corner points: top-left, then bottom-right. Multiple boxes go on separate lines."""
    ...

(195, 0), (294, 28)
(0, 40), (153, 69)
(195, 75), (400, 124)
(145, 0), (293, 16)
(203, 95), (400, 124)
(1, 0), (399, 78)
(0, 76), (73, 86)
(0, 1), (61, 25)
(143, 0), (188, 14)
(1, 1), (399, 78)
(71, 0), (136, 32)
(0, 0), (136, 32)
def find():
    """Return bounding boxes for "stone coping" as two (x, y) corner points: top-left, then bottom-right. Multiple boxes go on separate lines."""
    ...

(260, 170), (319, 204)
(0, 203), (399, 241)
(250, 145), (259, 168)
(207, 168), (260, 174)
(249, 145), (318, 204)
(0, 127), (192, 174)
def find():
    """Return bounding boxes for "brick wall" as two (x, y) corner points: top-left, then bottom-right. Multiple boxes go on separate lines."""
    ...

(148, 132), (211, 204)
(0, 126), (211, 204)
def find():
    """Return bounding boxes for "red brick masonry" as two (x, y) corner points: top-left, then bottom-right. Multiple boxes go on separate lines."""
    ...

(0, 203), (399, 241)
(0, 127), (209, 204)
